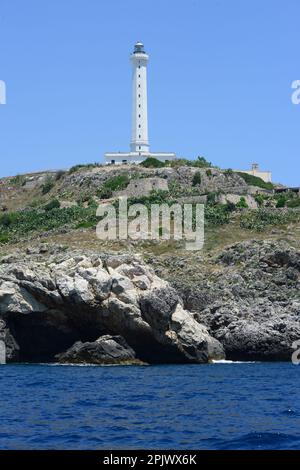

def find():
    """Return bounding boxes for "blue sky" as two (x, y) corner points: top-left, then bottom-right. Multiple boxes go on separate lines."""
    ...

(0, 0), (299, 185)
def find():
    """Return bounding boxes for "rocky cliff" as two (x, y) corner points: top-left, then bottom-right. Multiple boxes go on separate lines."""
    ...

(0, 246), (224, 364)
(149, 239), (300, 361)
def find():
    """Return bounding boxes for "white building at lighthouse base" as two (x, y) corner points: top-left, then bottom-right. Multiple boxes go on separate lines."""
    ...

(105, 151), (176, 165)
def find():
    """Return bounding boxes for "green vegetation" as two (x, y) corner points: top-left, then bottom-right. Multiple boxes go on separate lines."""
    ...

(55, 170), (66, 181)
(237, 172), (274, 190)
(0, 233), (10, 244)
(254, 194), (265, 207)
(192, 156), (212, 168)
(276, 195), (286, 208)
(236, 197), (249, 209)
(0, 206), (100, 241)
(205, 204), (231, 226)
(192, 171), (202, 186)
(140, 156), (213, 169)
(44, 199), (61, 211)
(10, 174), (26, 187)
(287, 198), (300, 208)
(240, 208), (300, 231)
(69, 163), (100, 174)
(41, 175), (55, 195)
(97, 174), (130, 199)
(140, 157), (165, 168)
(127, 190), (168, 208)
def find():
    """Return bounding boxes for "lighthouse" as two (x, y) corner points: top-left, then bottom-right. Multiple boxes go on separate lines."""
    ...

(130, 42), (149, 153)
(105, 42), (176, 164)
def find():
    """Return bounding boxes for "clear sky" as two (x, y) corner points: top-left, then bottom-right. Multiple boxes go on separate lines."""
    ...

(0, 0), (299, 185)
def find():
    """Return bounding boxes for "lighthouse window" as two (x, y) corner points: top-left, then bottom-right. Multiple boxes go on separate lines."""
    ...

(138, 74), (140, 78)
(138, 94), (140, 98)
(138, 84), (141, 88)
(138, 104), (141, 108)
(139, 114), (141, 118)
(139, 134), (141, 138)
(138, 124), (141, 128)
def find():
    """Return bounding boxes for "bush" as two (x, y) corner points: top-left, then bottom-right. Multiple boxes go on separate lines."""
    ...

(192, 171), (202, 186)
(10, 175), (26, 186)
(0, 233), (10, 244)
(237, 172), (274, 190)
(254, 194), (265, 207)
(41, 176), (55, 195)
(287, 198), (300, 208)
(55, 170), (66, 181)
(127, 190), (168, 208)
(192, 156), (212, 168)
(96, 187), (113, 200)
(97, 174), (130, 199)
(140, 157), (166, 168)
(0, 212), (18, 227)
(205, 204), (230, 225)
(44, 199), (61, 211)
(240, 208), (300, 231)
(236, 197), (249, 209)
(276, 196), (286, 208)
(206, 169), (212, 177)
(69, 163), (100, 174)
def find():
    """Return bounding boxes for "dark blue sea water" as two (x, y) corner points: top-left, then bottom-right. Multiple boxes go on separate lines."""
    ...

(0, 362), (299, 450)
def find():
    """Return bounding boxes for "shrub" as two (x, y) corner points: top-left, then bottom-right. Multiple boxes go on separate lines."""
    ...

(127, 190), (168, 207)
(55, 170), (66, 181)
(10, 175), (26, 186)
(0, 212), (18, 227)
(236, 197), (249, 209)
(0, 233), (10, 244)
(254, 194), (265, 207)
(168, 158), (191, 168)
(192, 156), (212, 168)
(97, 174), (130, 199)
(224, 168), (233, 175)
(96, 187), (113, 200)
(240, 208), (300, 231)
(205, 204), (230, 225)
(69, 163), (100, 174)
(192, 171), (202, 186)
(140, 157), (166, 168)
(44, 199), (61, 211)
(206, 169), (212, 177)
(276, 196), (286, 208)
(41, 175), (55, 195)
(287, 198), (300, 208)
(75, 220), (96, 229)
(237, 172), (274, 190)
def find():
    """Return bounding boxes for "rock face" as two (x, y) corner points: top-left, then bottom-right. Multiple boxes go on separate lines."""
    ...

(0, 246), (224, 364)
(151, 240), (300, 361)
(55, 335), (141, 365)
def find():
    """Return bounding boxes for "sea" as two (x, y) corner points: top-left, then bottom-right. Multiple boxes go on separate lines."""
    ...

(0, 362), (299, 450)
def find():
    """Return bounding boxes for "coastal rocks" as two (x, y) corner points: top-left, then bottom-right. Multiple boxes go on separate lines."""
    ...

(55, 335), (142, 365)
(0, 248), (224, 364)
(156, 240), (300, 361)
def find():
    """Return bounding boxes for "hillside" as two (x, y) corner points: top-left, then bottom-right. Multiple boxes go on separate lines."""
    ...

(0, 158), (299, 254)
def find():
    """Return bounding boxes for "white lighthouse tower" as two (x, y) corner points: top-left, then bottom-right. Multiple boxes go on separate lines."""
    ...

(105, 42), (176, 164)
(130, 42), (149, 153)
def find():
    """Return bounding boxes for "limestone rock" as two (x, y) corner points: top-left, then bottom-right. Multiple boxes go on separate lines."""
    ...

(55, 335), (141, 365)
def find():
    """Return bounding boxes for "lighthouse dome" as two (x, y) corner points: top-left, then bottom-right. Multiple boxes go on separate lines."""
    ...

(134, 42), (146, 54)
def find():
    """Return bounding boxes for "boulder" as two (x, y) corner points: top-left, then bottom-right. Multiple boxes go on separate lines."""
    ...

(55, 335), (142, 365)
